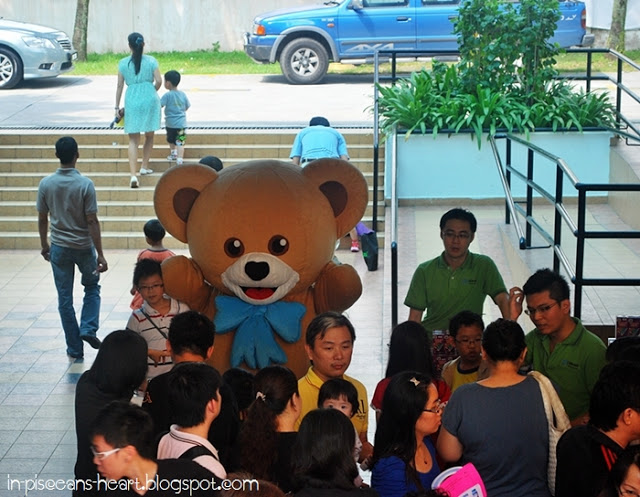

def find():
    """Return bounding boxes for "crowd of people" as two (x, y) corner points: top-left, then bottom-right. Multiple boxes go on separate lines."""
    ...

(69, 308), (639, 497)
(33, 30), (640, 497)
(53, 205), (638, 497)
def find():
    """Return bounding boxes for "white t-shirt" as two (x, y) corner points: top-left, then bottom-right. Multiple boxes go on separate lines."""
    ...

(157, 424), (226, 479)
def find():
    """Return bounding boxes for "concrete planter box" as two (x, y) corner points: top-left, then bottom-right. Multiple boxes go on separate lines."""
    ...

(384, 130), (613, 200)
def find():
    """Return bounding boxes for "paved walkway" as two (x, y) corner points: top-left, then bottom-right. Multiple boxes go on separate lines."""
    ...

(0, 74), (378, 129)
(2, 71), (638, 129)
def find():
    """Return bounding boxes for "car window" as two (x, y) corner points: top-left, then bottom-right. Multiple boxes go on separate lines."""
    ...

(364, 0), (409, 7)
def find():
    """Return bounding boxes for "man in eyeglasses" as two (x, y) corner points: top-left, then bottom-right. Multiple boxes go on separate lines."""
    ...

(509, 268), (606, 425)
(90, 400), (220, 496)
(405, 208), (510, 338)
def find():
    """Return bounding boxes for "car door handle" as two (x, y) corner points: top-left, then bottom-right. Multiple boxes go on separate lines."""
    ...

(396, 16), (411, 21)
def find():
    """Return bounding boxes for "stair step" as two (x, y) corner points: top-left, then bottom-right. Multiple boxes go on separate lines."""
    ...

(0, 130), (386, 250)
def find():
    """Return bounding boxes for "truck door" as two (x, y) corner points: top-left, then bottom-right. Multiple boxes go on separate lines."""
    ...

(416, 0), (459, 52)
(551, 1), (589, 48)
(337, 0), (417, 59)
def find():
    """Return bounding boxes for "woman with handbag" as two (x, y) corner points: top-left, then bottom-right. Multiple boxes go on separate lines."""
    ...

(115, 32), (162, 188)
(437, 318), (552, 497)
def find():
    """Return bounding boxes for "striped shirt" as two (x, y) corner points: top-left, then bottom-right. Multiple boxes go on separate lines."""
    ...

(126, 297), (189, 378)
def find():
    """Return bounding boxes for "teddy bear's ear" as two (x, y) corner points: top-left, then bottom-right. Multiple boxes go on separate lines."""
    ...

(302, 158), (368, 237)
(153, 164), (218, 243)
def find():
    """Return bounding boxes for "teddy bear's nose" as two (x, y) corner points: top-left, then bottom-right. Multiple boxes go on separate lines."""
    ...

(245, 261), (270, 281)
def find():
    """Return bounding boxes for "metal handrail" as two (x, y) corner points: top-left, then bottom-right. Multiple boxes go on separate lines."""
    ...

(562, 48), (640, 142)
(491, 132), (640, 318)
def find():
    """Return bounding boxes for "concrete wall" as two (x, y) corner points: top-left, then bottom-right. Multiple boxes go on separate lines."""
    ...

(2, 0), (637, 53)
(609, 145), (640, 230)
(0, 0), (311, 53)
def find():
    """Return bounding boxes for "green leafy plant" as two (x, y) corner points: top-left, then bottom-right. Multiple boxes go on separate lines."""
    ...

(377, 0), (617, 147)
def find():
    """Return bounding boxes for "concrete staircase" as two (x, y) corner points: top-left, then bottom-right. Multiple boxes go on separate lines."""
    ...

(0, 129), (384, 250)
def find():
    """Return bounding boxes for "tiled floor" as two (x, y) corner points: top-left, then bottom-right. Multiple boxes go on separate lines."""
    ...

(0, 203), (639, 496)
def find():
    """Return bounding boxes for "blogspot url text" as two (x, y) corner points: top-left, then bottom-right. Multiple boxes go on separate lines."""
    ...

(6, 474), (260, 494)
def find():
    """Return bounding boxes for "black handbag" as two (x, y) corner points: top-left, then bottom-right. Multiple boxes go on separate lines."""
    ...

(360, 230), (378, 271)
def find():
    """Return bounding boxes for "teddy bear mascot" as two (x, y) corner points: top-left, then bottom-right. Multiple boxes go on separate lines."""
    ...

(153, 159), (368, 378)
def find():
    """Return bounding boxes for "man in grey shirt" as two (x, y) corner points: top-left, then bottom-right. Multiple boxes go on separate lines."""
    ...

(37, 136), (108, 359)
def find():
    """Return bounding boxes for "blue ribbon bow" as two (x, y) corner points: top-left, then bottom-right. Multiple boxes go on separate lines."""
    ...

(214, 296), (306, 369)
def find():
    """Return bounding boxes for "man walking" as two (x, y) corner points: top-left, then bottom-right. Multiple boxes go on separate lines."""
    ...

(37, 136), (107, 359)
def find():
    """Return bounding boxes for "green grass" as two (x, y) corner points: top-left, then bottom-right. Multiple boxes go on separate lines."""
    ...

(75, 50), (282, 75)
(73, 49), (640, 77)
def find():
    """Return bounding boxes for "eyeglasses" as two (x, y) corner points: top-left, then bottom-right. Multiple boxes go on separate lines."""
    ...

(442, 230), (471, 240)
(524, 302), (559, 317)
(456, 338), (482, 346)
(91, 446), (122, 460)
(619, 488), (640, 497)
(423, 400), (446, 415)
(138, 283), (164, 292)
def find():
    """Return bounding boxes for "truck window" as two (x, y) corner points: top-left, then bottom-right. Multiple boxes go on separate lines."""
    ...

(363, 0), (409, 7)
(421, 0), (458, 5)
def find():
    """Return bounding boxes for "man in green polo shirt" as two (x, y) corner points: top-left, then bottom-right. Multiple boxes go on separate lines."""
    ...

(509, 268), (606, 424)
(405, 208), (510, 338)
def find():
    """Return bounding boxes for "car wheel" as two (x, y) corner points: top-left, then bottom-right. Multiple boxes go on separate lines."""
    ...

(280, 38), (329, 85)
(0, 47), (23, 89)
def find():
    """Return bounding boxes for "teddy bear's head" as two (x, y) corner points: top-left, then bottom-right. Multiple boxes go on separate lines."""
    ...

(154, 159), (368, 304)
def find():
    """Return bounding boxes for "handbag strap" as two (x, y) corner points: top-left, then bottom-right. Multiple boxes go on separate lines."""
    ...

(528, 371), (571, 431)
(139, 308), (168, 340)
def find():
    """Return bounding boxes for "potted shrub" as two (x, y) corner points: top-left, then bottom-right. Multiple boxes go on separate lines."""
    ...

(378, 0), (616, 199)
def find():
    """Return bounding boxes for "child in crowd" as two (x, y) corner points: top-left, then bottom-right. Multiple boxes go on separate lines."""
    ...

(130, 219), (175, 309)
(161, 70), (190, 165)
(318, 378), (364, 473)
(222, 367), (255, 422)
(126, 258), (189, 379)
(441, 310), (488, 393)
(199, 155), (224, 172)
(371, 320), (451, 421)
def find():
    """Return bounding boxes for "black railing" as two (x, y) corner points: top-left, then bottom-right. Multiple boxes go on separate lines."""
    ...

(561, 48), (640, 143)
(373, 47), (640, 326)
(490, 132), (640, 318)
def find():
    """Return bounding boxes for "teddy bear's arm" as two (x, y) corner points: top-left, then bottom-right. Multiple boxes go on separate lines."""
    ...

(161, 255), (215, 313)
(313, 261), (363, 313)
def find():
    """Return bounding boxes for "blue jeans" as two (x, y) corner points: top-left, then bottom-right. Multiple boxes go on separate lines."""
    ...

(49, 244), (101, 357)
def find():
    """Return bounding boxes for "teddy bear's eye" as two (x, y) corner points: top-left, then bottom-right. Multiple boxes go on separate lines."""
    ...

(268, 235), (289, 256)
(224, 238), (244, 258)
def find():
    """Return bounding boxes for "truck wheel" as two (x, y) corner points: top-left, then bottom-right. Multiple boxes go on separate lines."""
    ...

(280, 38), (329, 85)
(0, 48), (23, 89)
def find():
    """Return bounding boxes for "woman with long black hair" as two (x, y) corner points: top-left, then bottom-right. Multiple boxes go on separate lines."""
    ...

(73, 329), (148, 496)
(371, 371), (442, 497)
(232, 365), (300, 493)
(115, 32), (161, 188)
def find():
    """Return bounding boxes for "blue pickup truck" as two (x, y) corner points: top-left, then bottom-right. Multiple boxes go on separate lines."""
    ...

(244, 0), (594, 85)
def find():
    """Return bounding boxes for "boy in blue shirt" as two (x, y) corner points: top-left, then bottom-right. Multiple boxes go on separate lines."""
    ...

(161, 70), (190, 166)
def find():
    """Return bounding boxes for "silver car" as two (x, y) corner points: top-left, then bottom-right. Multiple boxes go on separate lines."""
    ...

(0, 18), (77, 89)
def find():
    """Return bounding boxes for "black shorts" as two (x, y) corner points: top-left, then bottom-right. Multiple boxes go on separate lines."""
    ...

(166, 127), (186, 145)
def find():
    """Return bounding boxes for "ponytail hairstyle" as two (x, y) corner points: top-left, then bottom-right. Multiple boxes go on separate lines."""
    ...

(127, 32), (145, 75)
(373, 371), (434, 492)
(237, 366), (298, 479)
